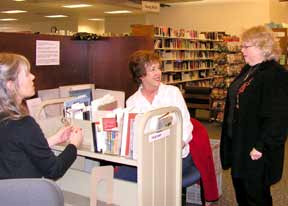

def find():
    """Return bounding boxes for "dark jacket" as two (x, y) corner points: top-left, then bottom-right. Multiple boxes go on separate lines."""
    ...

(220, 60), (288, 185)
(0, 116), (77, 180)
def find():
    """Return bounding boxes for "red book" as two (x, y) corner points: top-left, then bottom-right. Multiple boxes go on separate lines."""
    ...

(102, 117), (117, 131)
(120, 112), (137, 157)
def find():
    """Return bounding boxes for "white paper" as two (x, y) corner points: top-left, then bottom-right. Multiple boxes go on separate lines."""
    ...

(36, 40), (60, 66)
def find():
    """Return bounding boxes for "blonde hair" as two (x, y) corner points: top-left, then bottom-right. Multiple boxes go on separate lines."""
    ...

(0, 53), (30, 121)
(241, 25), (281, 61)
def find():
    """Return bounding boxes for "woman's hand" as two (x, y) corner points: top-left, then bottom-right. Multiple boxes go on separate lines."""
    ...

(47, 126), (73, 147)
(69, 127), (83, 148)
(250, 148), (262, 160)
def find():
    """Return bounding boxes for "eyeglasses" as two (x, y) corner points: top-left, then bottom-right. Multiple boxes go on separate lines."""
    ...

(241, 45), (254, 49)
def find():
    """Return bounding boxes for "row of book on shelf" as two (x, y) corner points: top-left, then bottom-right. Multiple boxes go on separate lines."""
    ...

(158, 50), (216, 60)
(61, 90), (140, 160)
(154, 38), (218, 50)
(154, 26), (224, 40)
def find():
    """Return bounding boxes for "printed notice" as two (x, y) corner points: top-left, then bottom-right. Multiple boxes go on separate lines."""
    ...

(36, 40), (60, 66)
(148, 129), (170, 143)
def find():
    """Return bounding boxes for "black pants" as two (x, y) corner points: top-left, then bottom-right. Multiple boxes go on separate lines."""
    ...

(114, 153), (196, 183)
(232, 176), (272, 206)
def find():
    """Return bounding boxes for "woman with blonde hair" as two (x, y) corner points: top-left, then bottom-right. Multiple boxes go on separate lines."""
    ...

(0, 53), (83, 180)
(220, 25), (288, 206)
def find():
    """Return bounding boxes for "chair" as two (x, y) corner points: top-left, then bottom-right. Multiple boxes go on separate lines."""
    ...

(0, 178), (64, 206)
(182, 143), (205, 206)
(187, 118), (219, 205)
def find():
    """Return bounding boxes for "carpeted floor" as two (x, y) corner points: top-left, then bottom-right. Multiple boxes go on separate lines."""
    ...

(199, 121), (288, 206)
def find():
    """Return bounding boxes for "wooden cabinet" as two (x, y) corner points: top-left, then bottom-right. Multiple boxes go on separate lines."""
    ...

(0, 32), (153, 99)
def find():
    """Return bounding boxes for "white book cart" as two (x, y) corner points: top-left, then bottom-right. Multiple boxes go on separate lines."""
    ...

(36, 98), (183, 206)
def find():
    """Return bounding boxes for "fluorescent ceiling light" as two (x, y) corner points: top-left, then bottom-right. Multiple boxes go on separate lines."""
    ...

(104, 10), (132, 14)
(63, 4), (92, 8)
(45, 15), (68, 18)
(0, 18), (18, 21)
(88, 18), (104, 21)
(13, 0), (26, 1)
(1, 10), (27, 14)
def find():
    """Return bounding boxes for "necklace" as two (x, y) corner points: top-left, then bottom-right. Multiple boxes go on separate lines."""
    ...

(236, 65), (260, 108)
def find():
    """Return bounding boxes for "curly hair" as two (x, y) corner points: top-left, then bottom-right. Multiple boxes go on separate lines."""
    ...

(0, 53), (30, 121)
(241, 25), (281, 61)
(128, 50), (161, 85)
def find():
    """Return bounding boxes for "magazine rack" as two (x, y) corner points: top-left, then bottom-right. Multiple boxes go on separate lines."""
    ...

(36, 99), (183, 206)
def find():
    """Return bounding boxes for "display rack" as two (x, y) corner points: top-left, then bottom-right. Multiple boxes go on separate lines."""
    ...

(210, 39), (244, 122)
(36, 99), (183, 206)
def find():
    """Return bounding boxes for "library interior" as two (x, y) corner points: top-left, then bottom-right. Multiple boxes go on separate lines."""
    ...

(0, 0), (288, 206)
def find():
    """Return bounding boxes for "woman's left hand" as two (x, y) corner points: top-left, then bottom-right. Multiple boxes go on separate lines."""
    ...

(250, 148), (262, 160)
(47, 126), (73, 147)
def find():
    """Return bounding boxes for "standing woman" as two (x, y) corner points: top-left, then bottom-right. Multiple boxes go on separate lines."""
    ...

(0, 53), (83, 180)
(220, 25), (288, 206)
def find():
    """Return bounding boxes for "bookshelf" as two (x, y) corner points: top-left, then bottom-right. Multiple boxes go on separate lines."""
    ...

(36, 98), (183, 205)
(131, 24), (223, 92)
(210, 39), (244, 122)
(153, 26), (223, 91)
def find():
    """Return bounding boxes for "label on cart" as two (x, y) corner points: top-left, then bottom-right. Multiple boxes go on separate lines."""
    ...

(148, 129), (170, 142)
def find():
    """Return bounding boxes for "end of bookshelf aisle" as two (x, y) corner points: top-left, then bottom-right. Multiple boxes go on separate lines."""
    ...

(210, 39), (245, 123)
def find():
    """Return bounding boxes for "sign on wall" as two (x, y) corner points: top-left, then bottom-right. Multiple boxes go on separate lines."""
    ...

(36, 40), (60, 66)
(142, 1), (160, 13)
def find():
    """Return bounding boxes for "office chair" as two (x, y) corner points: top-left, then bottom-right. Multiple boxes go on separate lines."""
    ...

(0, 178), (64, 206)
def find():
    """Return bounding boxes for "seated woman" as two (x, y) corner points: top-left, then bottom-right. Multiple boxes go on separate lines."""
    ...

(0, 53), (83, 180)
(115, 50), (195, 182)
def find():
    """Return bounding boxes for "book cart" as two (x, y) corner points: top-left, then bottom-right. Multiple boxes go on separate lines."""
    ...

(36, 99), (183, 206)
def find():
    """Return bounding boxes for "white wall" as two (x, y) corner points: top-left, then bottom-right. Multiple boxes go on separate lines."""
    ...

(0, 23), (32, 32)
(145, 1), (269, 36)
(31, 20), (78, 34)
(269, 0), (288, 23)
(78, 20), (105, 34)
(104, 15), (146, 34)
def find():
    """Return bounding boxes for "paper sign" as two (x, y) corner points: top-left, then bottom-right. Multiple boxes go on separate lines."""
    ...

(149, 129), (170, 142)
(142, 1), (160, 13)
(36, 40), (60, 66)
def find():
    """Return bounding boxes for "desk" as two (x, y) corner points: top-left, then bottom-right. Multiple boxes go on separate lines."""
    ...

(39, 106), (183, 206)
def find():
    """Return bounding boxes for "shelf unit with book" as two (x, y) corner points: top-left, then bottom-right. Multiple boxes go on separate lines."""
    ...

(210, 38), (244, 122)
(153, 26), (223, 91)
(35, 96), (183, 206)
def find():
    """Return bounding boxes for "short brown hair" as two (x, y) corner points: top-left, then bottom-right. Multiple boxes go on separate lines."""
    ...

(128, 50), (160, 85)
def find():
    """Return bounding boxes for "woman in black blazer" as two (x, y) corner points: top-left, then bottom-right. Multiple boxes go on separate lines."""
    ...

(220, 25), (288, 206)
